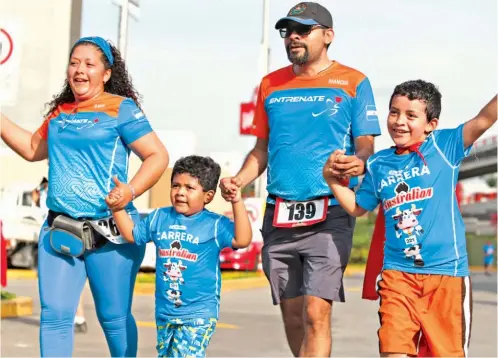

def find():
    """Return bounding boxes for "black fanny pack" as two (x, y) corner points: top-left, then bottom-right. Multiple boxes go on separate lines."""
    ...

(48, 211), (107, 257)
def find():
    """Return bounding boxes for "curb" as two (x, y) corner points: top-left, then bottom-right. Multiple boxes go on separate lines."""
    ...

(7, 270), (38, 280)
(1, 296), (33, 318)
(344, 265), (366, 276)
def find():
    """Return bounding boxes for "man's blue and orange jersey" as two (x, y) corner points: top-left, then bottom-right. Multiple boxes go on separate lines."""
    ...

(251, 62), (381, 204)
(356, 125), (472, 276)
(37, 92), (153, 219)
(133, 207), (234, 321)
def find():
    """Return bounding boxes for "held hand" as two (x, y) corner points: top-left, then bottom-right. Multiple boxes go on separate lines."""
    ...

(105, 187), (123, 207)
(323, 150), (351, 186)
(106, 176), (133, 211)
(219, 177), (242, 202)
(331, 152), (365, 177)
(323, 149), (344, 180)
(227, 186), (242, 204)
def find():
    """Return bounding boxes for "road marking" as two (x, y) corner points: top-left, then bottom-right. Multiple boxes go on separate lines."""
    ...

(347, 286), (361, 292)
(137, 321), (239, 329)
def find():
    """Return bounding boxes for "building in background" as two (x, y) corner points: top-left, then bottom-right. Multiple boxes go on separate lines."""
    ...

(1, 0), (82, 189)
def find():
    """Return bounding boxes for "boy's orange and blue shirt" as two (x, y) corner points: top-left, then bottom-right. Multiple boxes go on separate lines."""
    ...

(251, 61), (381, 204)
(37, 92), (153, 219)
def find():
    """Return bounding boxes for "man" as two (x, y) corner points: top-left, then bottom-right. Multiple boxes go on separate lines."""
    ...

(220, 2), (381, 356)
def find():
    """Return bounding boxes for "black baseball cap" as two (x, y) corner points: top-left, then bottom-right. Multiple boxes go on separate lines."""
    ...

(275, 2), (333, 29)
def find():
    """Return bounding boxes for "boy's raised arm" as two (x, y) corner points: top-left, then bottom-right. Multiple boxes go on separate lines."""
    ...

(463, 95), (497, 148)
(111, 210), (136, 243)
(229, 189), (252, 249)
(106, 194), (136, 243)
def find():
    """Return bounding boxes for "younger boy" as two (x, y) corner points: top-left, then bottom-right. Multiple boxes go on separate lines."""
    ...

(106, 155), (252, 357)
(323, 80), (496, 357)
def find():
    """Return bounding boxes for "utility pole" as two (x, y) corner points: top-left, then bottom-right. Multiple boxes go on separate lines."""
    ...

(118, 0), (129, 55)
(255, 0), (270, 198)
(113, 0), (140, 58)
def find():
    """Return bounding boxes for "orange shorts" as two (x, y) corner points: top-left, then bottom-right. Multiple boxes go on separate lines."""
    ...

(377, 270), (472, 357)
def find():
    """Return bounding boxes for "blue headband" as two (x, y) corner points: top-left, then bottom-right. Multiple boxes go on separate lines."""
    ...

(73, 36), (114, 65)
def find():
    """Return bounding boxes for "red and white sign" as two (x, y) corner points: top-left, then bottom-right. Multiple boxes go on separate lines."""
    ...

(0, 22), (22, 106)
(239, 87), (259, 136)
(0, 28), (14, 65)
(240, 102), (255, 135)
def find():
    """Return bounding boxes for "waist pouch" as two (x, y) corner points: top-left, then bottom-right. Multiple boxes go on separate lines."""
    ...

(48, 212), (106, 257)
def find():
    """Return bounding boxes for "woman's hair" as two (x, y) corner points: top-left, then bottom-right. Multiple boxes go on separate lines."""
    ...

(44, 41), (142, 117)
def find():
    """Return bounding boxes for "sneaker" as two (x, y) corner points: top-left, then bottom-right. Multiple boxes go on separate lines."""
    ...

(75, 321), (88, 334)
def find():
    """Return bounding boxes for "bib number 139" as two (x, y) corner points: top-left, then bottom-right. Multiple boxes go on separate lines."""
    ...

(273, 197), (328, 228)
(287, 202), (317, 221)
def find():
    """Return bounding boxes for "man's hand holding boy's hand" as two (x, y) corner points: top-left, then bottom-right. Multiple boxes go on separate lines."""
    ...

(323, 150), (350, 186)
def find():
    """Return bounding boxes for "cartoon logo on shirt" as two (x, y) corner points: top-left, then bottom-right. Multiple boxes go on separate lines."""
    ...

(160, 241), (198, 308)
(382, 181), (433, 211)
(392, 203), (425, 267)
(392, 203), (424, 239)
(163, 258), (186, 284)
(403, 244), (424, 267)
(166, 289), (183, 307)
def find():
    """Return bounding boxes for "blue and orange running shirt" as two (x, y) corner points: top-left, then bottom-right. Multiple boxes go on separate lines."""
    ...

(37, 93), (153, 219)
(251, 62), (381, 203)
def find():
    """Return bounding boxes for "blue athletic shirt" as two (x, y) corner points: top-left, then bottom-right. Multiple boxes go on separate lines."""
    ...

(37, 93), (153, 219)
(132, 207), (234, 320)
(251, 62), (381, 204)
(356, 124), (472, 276)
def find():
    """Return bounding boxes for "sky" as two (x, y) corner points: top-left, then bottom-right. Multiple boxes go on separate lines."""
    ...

(81, 0), (497, 156)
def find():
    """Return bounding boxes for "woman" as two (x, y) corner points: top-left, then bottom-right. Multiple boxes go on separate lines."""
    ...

(1, 36), (169, 357)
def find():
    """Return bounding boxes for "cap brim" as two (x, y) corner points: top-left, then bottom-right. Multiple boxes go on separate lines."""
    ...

(274, 16), (320, 29)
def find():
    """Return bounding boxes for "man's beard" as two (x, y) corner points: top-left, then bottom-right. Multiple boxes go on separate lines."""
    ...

(286, 42), (309, 66)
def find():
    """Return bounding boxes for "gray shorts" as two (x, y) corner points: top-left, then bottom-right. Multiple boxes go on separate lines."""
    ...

(261, 204), (355, 305)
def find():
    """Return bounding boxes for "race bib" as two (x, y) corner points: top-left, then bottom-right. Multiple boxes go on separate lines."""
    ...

(89, 216), (127, 244)
(273, 197), (328, 228)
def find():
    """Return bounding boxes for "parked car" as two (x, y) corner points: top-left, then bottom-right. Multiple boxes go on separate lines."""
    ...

(219, 197), (265, 272)
(220, 240), (263, 271)
(0, 184), (44, 269)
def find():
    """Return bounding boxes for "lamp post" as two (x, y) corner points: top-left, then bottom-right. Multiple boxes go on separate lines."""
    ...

(255, 0), (270, 198)
(112, 0), (140, 57)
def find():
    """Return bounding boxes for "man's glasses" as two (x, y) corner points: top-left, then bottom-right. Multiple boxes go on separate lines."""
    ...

(279, 24), (327, 38)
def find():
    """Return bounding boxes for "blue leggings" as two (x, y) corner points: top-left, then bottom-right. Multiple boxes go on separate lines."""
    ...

(38, 220), (145, 357)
